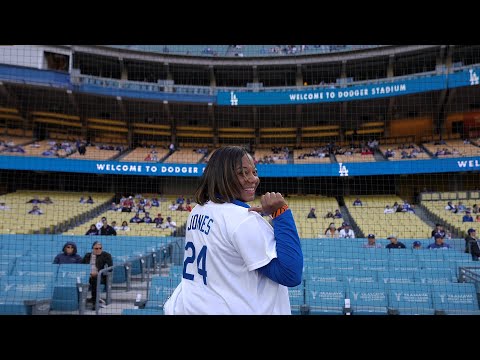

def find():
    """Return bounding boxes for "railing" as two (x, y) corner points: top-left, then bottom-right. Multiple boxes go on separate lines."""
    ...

(106, 45), (385, 58)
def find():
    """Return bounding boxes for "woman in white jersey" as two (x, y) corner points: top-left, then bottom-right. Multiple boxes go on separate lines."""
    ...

(164, 146), (303, 315)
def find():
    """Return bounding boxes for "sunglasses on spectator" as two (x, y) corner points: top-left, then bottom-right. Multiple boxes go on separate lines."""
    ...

(94, 247), (102, 250)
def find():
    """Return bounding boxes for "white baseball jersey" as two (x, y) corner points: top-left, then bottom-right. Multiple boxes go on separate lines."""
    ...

(164, 201), (291, 315)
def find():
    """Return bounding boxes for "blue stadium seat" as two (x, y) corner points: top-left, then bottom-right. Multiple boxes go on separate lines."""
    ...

(379, 271), (415, 285)
(288, 283), (305, 315)
(431, 283), (480, 315)
(305, 282), (346, 315)
(347, 282), (388, 315)
(304, 268), (343, 283)
(387, 283), (435, 315)
(414, 269), (456, 285)
(0, 275), (55, 314)
(11, 262), (59, 278)
(144, 276), (181, 311)
(343, 270), (377, 284)
(52, 264), (91, 312)
(121, 308), (164, 315)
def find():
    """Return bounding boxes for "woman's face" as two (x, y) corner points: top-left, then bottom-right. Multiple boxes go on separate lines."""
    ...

(236, 154), (259, 202)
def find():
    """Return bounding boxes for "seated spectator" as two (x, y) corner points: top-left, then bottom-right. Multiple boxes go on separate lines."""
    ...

(323, 223), (339, 238)
(160, 216), (177, 230)
(53, 241), (83, 264)
(82, 241), (113, 310)
(476, 215), (480, 222)
(339, 223), (355, 238)
(427, 233), (451, 249)
(28, 205), (43, 215)
(445, 201), (456, 212)
(385, 235), (406, 249)
(363, 234), (383, 248)
(185, 204), (192, 212)
(100, 219), (117, 236)
(463, 211), (474, 222)
(96, 217), (107, 230)
(142, 212), (153, 223)
(85, 224), (99, 236)
(384, 205), (395, 214)
(26, 196), (42, 204)
(324, 209), (334, 219)
(86, 196), (94, 204)
(176, 203), (186, 211)
(353, 198), (362, 206)
(176, 195), (185, 204)
(0, 202), (10, 210)
(334, 209), (342, 218)
(168, 201), (179, 211)
(109, 202), (119, 211)
(307, 208), (317, 219)
(130, 213), (144, 223)
(42, 196), (53, 204)
(151, 198), (160, 207)
(431, 224), (445, 238)
(79, 196), (86, 204)
(117, 221), (130, 231)
(154, 213), (164, 225)
(412, 240), (422, 250)
(464, 228), (478, 258)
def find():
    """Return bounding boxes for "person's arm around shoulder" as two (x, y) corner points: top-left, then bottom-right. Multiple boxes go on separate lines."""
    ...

(249, 192), (303, 287)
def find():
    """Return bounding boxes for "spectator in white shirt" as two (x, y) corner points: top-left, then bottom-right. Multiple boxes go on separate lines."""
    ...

(339, 223), (355, 238)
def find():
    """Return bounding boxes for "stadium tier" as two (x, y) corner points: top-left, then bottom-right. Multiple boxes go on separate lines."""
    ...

(0, 45), (479, 315)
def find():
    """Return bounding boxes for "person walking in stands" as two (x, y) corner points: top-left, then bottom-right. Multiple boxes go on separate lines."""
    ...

(82, 241), (113, 310)
(53, 241), (83, 264)
(163, 146), (303, 315)
(465, 228), (479, 260)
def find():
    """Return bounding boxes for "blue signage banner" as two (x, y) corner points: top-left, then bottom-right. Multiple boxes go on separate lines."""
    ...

(0, 155), (479, 177)
(0, 156), (206, 177)
(447, 66), (480, 88)
(76, 84), (216, 103)
(217, 73), (447, 106)
(0, 64), (71, 89)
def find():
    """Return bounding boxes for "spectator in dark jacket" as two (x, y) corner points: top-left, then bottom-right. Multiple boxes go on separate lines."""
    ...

(465, 228), (479, 260)
(85, 224), (99, 236)
(82, 241), (113, 310)
(99, 220), (117, 236)
(53, 241), (83, 264)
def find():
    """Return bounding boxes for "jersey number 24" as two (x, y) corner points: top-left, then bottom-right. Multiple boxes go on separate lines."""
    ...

(183, 241), (208, 285)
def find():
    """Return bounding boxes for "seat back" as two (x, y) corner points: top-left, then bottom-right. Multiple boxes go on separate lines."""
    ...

(347, 282), (388, 315)
(305, 282), (345, 315)
(387, 283), (435, 315)
(431, 283), (480, 315)
(144, 276), (181, 310)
